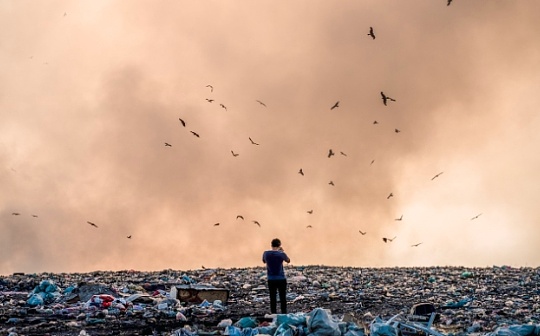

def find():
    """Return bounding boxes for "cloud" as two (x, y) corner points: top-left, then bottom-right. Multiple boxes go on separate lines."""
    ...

(1, 1), (540, 274)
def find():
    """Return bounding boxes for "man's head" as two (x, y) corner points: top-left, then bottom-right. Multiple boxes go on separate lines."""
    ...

(271, 238), (281, 248)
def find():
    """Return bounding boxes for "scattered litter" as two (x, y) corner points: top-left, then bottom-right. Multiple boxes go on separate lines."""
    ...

(0, 266), (539, 335)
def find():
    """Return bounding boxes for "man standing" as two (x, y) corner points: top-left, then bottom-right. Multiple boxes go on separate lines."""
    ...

(262, 238), (291, 314)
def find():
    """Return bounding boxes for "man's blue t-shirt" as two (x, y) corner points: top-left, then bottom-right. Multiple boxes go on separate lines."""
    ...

(262, 250), (289, 280)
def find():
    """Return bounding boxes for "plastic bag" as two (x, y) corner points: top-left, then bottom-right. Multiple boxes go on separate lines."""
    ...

(236, 317), (258, 328)
(306, 308), (341, 336)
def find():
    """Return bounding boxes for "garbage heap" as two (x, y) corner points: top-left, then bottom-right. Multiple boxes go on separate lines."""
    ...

(0, 265), (539, 335)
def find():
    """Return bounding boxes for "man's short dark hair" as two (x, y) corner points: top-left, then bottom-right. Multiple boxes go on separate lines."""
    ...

(271, 238), (281, 247)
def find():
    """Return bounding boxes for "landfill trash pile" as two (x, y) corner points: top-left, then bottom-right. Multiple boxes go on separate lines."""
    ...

(0, 266), (539, 336)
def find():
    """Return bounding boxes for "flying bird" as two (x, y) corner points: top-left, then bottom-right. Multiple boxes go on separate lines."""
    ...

(340, 151), (347, 157)
(236, 215), (244, 220)
(32, 214), (38, 218)
(447, 0), (452, 6)
(330, 101), (339, 110)
(87, 221), (98, 228)
(382, 236), (396, 243)
(256, 100), (266, 107)
(231, 150), (239, 157)
(381, 92), (396, 106)
(178, 118), (186, 127)
(411, 242), (423, 247)
(359, 230), (367, 235)
(190, 131), (200, 138)
(127, 235), (132, 239)
(431, 172), (444, 180)
(395, 129), (401, 133)
(395, 215), (403, 221)
(206, 85), (213, 92)
(373, 120), (379, 125)
(164, 142), (172, 147)
(252, 220), (261, 227)
(329, 181), (335, 186)
(370, 160), (375, 165)
(206, 99), (214, 103)
(471, 213), (482, 220)
(220, 104), (227, 110)
(368, 27), (375, 39)
(213, 223), (220, 226)
(12, 212), (20, 216)
(298, 168), (304, 176)
(328, 149), (335, 158)
(249, 137), (260, 145)
(387, 193), (394, 199)
(307, 210), (313, 214)
(306, 225), (313, 229)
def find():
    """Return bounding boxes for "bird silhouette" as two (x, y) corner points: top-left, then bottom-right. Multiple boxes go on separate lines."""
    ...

(381, 92), (396, 106)
(252, 220), (261, 227)
(298, 168), (304, 176)
(164, 142), (172, 147)
(179, 118), (186, 127)
(236, 215), (244, 220)
(256, 100), (266, 107)
(12, 212), (20, 216)
(340, 151), (347, 156)
(249, 137), (260, 145)
(359, 230), (367, 235)
(32, 214), (38, 218)
(387, 193), (394, 199)
(307, 210), (313, 214)
(190, 131), (200, 138)
(206, 85), (213, 92)
(213, 223), (220, 226)
(306, 225), (313, 229)
(330, 101), (339, 110)
(87, 221), (98, 228)
(382, 236), (396, 243)
(231, 150), (239, 157)
(411, 242), (423, 247)
(395, 215), (403, 221)
(370, 159), (375, 165)
(431, 172), (444, 180)
(206, 99), (214, 103)
(127, 235), (132, 239)
(328, 149), (335, 158)
(395, 129), (401, 133)
(368, 27), (375, 39)
(220, 104), (227, 110)
(447, 0), (452, 6)
(373, 120), (379, 125)
(471, 213), (482, 220)
(329, 181), (335, 186)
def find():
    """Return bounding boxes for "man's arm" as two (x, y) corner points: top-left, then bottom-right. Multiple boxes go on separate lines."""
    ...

(283, 252), (290, 263)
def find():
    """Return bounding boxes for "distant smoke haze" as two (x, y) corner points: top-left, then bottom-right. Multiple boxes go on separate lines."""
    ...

(1, 1), (540, 275)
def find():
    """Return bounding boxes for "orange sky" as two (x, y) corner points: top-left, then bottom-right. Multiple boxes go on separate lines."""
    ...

(2, 1), (540, 275)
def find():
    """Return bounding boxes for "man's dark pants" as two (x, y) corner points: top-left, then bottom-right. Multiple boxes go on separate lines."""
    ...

(268, 279), (287, 314)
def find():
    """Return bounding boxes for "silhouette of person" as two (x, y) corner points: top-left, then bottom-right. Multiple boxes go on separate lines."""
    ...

(262, 238), (291, 314)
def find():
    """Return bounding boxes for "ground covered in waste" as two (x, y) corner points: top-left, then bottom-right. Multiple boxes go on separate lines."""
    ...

(1, 266), (539, 335)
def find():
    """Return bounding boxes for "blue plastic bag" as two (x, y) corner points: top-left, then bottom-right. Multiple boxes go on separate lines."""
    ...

(306, 308), (341, 336)
(236, 317), (258, 328)
(27, 293), (44, 306)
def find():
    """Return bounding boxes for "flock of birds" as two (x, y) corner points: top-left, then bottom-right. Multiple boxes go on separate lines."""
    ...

(152, 9), (481, 252)
(8, 0), (470, 257)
